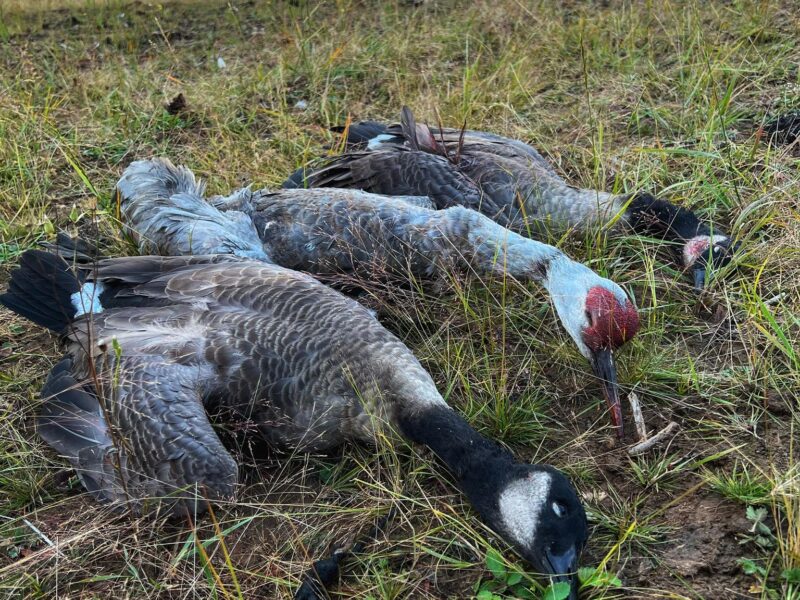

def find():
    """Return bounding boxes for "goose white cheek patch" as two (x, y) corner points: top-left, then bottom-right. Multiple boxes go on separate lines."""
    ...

(683, 235), (729, 267)
(498, 471), (552, 548)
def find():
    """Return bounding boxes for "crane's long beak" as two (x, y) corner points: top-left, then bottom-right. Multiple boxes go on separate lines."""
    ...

(693, 266), (707, 291)
(590, 348), (623, 437)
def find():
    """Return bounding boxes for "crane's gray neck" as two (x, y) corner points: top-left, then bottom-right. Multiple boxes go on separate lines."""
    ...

(462, 211), (587, 289)
(516, 180), (727, 261)
(515, 175), (623, 233)
(397, 404), (517, 504)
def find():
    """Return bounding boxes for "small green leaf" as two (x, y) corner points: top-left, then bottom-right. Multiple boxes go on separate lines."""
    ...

(512, 585), (537, 599)
(506, 572), (523, 586)
(578, 567), (596, 584)
(318, 464), (335, 484)
(476, 590), (495, 600)
(69, 205), (82, 223)
(756, 522), (772, 536)
(747, 506), (768, 524)
(755, 535), (775, 548)
(577, 566), (623, 588)
(782, 568), (800, 584)
(543, 581), (571, 600)
(738, 558), (767, 577)
(485, 549), (506, 579)
(479, 580), (503, 593)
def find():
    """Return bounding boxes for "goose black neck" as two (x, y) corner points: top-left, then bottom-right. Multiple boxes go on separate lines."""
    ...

(397, 404), (517, 510)
(625, 193), (709, 242)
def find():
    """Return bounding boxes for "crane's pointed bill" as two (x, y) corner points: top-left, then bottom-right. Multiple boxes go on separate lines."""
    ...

(591, 347), (622, 437)
(693, 267), (707, 290)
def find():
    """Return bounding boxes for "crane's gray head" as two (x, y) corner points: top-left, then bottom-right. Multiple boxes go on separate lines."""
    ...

(682, 235), (738, 290)
(480, 465), (588, 599)
(546, 260), (639, 435)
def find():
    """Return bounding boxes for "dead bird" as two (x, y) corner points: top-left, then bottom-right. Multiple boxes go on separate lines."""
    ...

(116, 157), (639, 435)
(285, 106), (739, 290)
(1, 249), (588, 599)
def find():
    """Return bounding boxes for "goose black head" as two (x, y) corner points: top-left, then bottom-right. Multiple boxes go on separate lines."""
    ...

(474, 464), (588, 599)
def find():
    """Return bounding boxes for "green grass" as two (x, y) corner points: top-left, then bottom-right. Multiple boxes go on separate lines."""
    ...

(1, 0), (799, 598)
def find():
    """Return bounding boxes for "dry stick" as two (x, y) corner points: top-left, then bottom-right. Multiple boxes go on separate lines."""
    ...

(628, 392), (648, 442)
(22, 518), (55, 547)
(628, 422), (680, 456)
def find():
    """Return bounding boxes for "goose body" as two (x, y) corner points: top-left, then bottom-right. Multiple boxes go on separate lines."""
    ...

(118, 158), (639, 432)
(1, 250), (587, 598)
(285, 107), (738, 288)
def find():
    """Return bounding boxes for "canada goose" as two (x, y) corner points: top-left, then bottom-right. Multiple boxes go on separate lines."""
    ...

(117, 158), (639, 434)
(284, 106), (739, 289)
(0, 249), (588, 599)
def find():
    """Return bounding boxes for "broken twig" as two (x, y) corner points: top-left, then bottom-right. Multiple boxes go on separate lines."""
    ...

(628, 422), (680, 456)
(628, 392), (648, 441)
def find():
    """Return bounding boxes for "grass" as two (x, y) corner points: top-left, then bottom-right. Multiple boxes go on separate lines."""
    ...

(0, 0), (799, 598)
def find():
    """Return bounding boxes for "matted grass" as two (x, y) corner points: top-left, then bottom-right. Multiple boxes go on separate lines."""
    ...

(0, 1), (798, 598)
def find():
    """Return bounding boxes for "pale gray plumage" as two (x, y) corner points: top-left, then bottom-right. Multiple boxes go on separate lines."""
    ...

(117, 159), (637, 364)
(116, 163), (270, 261)
(285, 107), (738, 288)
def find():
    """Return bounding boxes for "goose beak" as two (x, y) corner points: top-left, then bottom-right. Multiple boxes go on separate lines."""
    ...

(545, 545), (580, 600)
(590, 348), (623, 437)
(692, 267), (707, 290)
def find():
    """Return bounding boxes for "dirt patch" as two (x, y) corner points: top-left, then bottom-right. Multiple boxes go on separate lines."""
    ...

(637, 495), (751, 597)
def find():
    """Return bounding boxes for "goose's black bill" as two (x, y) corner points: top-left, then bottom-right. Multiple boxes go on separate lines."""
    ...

(545, 544), (580, 600)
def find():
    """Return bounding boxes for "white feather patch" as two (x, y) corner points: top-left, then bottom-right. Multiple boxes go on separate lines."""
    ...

(498, 471), (552, 548)
(367, 133), (395, 150)
(70, 282), (105, 317)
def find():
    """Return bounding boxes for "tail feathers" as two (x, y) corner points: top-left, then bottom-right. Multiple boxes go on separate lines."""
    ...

(399, 105), (441, 154)
(41, 232), (103, 265)
(38, 358), (127, 504)
(282, 166), (310, 189)
(117, 157), (205, 207)
(331, 120), (388, 148)
(0, 250), (86, 333)
(118, 158), (269, 261)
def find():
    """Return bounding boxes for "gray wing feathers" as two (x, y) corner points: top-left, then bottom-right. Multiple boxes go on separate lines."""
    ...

(302, 151), (485, 211)
(107, 356), (237, 512)
(37, 357), (128, 504)
(317, 109), (624, 232)
(47, 345), (239, 513)
(426, 127), (558, 177)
